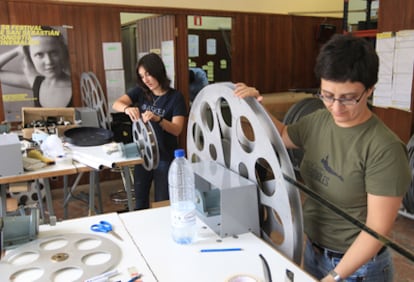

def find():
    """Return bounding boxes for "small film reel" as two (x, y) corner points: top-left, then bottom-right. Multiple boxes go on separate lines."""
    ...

(132, 119), (159, 171)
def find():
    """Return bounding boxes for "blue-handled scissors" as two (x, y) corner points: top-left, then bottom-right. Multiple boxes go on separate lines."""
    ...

(90, 220), (123, 241)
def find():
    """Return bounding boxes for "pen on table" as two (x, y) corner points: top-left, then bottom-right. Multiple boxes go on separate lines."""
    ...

(84, 269), (119, 282)
(200, 248), (243, 253)
(127, 274), (143, 282)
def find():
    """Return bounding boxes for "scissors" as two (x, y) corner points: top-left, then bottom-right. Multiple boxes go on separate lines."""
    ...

(90, 220), (123, 241)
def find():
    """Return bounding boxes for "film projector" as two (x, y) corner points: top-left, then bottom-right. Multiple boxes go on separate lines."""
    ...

(187, 82), (303, 264)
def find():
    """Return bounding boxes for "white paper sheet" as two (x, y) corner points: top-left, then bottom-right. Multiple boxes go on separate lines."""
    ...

(102, 42), (123, 70)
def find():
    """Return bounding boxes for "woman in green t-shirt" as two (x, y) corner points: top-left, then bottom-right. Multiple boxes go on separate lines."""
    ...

(234, 34), (411, 282)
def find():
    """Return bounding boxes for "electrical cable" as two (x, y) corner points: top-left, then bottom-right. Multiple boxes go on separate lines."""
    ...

(282, 173), (414, 262)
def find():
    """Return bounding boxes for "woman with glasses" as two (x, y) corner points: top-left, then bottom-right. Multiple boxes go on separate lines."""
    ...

(234, 34), (410, 282)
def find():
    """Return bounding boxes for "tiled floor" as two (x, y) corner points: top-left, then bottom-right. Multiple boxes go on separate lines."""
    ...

(390, 214), (414, 282)
(47, 178), (414, 282)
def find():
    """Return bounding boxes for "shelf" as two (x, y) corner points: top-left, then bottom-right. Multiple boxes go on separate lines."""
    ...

(345, 29), (378, 38)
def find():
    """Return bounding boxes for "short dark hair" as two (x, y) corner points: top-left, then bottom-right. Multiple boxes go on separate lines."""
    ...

(136, 53), (171, 92)
(314, 34), (379, 89)
(189, 69), (195, 83)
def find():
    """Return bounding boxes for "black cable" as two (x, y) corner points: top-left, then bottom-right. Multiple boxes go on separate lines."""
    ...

(259, 254), (272, 282)
(282, 173), (414, 262)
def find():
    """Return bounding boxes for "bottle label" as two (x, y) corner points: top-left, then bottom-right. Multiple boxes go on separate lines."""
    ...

(171, 208), (196, 228)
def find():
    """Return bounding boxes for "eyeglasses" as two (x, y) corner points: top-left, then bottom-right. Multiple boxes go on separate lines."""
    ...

(316, 89), (367, 106)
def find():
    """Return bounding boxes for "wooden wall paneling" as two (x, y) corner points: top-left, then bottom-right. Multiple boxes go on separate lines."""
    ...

(78, 5), (122, 107)
(291, 16), (343, 91)
(136, 15), (175, 55)
(378, 0), (414, 32)
(7, 1), (32, 24)
(261, 15), (292, 93)
(175, 14), (190, 150)
(373, 106), (412, 143)
(232, 14), (293, 93)
(0, 1), (9, 23)
(175, 14), (189, 101)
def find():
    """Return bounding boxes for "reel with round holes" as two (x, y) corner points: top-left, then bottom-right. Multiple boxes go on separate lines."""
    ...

(80, 72), (111, 130)
(7, 180), (45, 207)
(0, 233), (121, 282)
(132, 119), (159, 170)
(187, 82), (304, 264)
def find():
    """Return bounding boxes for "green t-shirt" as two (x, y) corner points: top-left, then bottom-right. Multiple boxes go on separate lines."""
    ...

(287, 109), (410, 252)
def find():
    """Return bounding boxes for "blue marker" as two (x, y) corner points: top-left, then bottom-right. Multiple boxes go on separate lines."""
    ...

(200, 248), (243, 253)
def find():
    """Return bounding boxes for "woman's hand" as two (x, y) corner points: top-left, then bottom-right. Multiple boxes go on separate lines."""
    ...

(124, 106), (140, 122)
(234, 82), (263, 102)
(141, 110), (160, 123)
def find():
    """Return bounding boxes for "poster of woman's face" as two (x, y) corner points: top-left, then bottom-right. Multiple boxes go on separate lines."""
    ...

(0, 25), (72, 122)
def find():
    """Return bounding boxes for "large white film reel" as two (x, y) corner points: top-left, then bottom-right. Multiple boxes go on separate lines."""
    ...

(0, 233), (121, 282)
(80, 72), (111, 130)
(187, 83), (304, 263)
(132, 119), (159, 170)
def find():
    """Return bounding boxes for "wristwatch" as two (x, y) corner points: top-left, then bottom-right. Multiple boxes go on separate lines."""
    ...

(329, 270), (342, 282)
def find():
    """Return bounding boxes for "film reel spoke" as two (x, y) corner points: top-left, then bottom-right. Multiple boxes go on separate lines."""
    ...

(187, 83), (304, 264)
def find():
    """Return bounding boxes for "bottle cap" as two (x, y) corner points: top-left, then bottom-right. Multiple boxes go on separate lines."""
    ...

(174, 149), (185, 158)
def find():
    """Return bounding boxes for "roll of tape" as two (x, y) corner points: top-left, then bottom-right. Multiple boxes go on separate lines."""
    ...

(226, 274), (262, 282)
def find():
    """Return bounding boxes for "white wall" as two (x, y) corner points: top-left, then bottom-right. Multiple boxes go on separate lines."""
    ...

(56, 0), (344, 17)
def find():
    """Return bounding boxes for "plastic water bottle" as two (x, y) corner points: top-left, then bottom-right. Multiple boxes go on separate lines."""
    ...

(168, 149), (197, 244)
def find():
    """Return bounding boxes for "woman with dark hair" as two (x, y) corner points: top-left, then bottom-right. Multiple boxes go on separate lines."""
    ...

(112, 52), (187, 210)
(0, 25), (72, 107)
(235, 34), (410, 282)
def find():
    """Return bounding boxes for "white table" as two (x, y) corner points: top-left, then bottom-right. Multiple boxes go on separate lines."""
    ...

(1, 208), (316, 282)
(0, 212), (157, 282)
(121, 207), (317, 282)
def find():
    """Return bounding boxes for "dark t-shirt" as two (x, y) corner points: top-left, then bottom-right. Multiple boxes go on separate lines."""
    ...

(287, 109), (410, 251)
(127, 86), (187, 161)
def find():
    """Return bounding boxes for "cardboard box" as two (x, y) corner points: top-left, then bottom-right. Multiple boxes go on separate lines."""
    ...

(21, 107), (77, 139)
(261, 92), (314, 120)
(7, 198), (18, 212)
